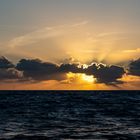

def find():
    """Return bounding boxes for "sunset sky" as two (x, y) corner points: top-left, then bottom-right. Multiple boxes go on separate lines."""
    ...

(0, 0), (140, 90)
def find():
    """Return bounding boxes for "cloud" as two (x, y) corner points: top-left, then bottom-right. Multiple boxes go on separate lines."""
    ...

(85, 63), (125, 84)
(16, 59), (84, 81)
(16, 59), (66, 81)
(0, 68), (22, 81)
(16, 58), (125, 84)
(9, 27), (60, 48)
(0, 56), (14, 69)
(59, 63), (83, 73)
(97, 32), (124, 37)
(0, 56), (126, 84)
(8, 21), (89, 49)
(0, 57), (23, 81)
(71, 20), (89, 27)
(128, 58), (140, 76)
(123, 48), (140, 53)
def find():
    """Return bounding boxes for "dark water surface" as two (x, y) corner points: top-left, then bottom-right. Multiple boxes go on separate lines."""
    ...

(0, 91), (140, 140)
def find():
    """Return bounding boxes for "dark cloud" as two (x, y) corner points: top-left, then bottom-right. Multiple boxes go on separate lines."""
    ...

(59, 63), (83, 73)
(128, 58), (140, 76)
(0, 56), (14, 69)
(16, 59), (66, 81)
(0, 56), (126, 84)
(85, 63), (125, 84)
(16, 59), (84, 81)
(0, 68), (22, 81)
(0, 57), (22, 81)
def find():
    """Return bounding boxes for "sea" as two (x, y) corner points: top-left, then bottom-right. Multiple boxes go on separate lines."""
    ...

(0, 91), (139, 140)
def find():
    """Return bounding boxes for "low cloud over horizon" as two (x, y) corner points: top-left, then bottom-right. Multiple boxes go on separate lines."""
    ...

(0, 56), (140, 89)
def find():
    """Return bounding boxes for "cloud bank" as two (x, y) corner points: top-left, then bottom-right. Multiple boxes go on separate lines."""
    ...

(0, 56), (140, 84)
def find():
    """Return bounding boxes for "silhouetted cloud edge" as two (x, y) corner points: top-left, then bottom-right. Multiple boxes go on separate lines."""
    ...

(0, 56), (139, 84)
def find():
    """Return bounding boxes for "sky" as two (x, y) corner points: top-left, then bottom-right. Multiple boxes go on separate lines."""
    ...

(0, 0), (140, 90)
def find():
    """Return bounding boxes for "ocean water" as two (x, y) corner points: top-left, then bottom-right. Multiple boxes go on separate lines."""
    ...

(0, 91), (140, 140)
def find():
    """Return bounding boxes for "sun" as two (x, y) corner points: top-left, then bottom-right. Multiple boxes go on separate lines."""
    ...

(81, 74), (95, 83)
(67, 72), (96, 83)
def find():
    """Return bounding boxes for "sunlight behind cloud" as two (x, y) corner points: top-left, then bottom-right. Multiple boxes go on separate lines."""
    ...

(81, 74), (96, 83)
(66, 72), (96, 84)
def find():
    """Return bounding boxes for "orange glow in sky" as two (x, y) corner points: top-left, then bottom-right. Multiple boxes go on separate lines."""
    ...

(0, 0), (140, 90)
